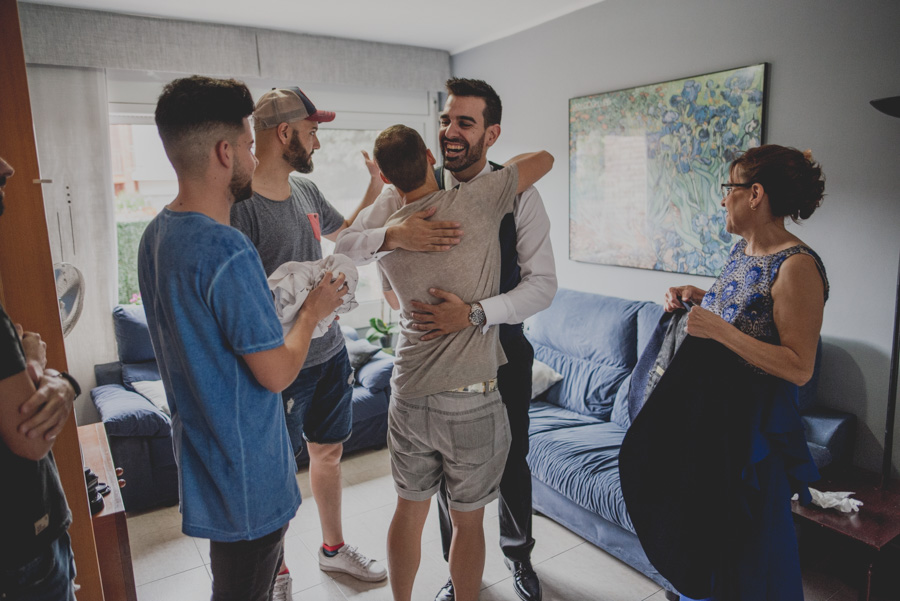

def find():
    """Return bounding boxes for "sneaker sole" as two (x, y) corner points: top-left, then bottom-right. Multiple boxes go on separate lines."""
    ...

(318, 564), (388, 582)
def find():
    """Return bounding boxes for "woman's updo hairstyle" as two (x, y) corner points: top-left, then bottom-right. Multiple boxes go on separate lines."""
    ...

(731, 145), (825, 221)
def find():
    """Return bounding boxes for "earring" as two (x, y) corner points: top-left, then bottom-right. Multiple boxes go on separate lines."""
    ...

(750, 203), (758, 211)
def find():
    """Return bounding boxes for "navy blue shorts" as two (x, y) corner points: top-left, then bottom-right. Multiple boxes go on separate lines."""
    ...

(281, 347), (353, 455)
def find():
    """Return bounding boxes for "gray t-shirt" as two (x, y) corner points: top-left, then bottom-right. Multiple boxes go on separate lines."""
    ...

(379, 164), (519, 399)
(231, 175), (345, 368)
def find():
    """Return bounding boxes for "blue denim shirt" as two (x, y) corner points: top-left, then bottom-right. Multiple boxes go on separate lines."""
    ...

(138, 209), (301, 541)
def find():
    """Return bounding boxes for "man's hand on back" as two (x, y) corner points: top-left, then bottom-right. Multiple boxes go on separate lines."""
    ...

(383, 207), (463, 252)
(409, 288), (473, 341)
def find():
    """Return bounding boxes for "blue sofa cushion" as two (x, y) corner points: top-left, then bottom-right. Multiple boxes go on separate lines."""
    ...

(351, 386), (390, 422)
(527, 290), (645, 420)
(357, 351), (393, 391)
(527, 403), (633, 533)
(122, 361), (161, 388)
(113, 304), (156, 363)
(534, 347), (632, 421)
(91, 384), (171, 437)
(528, 401), (604, 435)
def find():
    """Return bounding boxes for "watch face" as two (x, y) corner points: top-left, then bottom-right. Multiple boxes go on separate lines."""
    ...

(469, 304), (486, 326)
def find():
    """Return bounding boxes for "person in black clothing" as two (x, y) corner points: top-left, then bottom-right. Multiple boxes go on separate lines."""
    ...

(0, 155), (81, 600)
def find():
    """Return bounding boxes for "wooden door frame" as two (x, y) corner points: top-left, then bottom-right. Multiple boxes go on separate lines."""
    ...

(0, 1), (104, 599)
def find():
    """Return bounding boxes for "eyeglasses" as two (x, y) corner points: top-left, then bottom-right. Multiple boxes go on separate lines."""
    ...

(721, 182), (753, 197)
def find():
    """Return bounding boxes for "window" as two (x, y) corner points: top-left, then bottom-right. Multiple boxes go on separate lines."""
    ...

(109, 123), (177, 303)
(302, 128), (383, 304)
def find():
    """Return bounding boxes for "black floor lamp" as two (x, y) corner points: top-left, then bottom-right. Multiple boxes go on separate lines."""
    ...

(870, 96), (900, 489)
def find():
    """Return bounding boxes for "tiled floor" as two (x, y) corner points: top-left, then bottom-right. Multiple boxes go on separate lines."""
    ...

(126, 448), (894, 600)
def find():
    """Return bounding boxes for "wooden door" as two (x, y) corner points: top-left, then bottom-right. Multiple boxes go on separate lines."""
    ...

(0, 1), (105, 599)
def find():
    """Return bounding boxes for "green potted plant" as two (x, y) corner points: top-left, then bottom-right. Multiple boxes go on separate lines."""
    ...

(366, 317), (398, 354)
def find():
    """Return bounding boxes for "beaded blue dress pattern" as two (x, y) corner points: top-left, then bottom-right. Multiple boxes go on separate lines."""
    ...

(701, 239), (829, 345)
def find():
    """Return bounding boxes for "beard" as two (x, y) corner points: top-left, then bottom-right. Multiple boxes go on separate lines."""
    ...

(441, 132), (485, 173)
(229, 160), (254, 203)
(283, 130), (314, 174)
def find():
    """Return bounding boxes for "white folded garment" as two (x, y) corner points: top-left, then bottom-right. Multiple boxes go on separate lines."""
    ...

(268, 254), (359, 338)
(791, 487), (863, 513)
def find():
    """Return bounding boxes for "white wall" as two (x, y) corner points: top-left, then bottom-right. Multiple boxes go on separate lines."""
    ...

(453, 0), (900, 472)
(27, 65), (117, 424)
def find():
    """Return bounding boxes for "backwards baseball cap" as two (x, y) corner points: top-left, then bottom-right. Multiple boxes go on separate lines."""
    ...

(253, 87), (336, 130)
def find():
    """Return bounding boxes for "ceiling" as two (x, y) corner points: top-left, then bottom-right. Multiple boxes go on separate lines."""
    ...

(23, 0), (604, 55)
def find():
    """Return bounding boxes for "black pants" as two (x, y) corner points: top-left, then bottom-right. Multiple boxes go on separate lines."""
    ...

(209, 525), (287, 601)
(438, 331), (535, 563)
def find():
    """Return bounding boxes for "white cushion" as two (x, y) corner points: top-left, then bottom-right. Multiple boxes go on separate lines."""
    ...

(532, 359), (563, 399)
(131, 380), (171, 417)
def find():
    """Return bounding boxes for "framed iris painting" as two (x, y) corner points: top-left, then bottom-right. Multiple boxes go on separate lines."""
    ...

(569, 63), (767, 276)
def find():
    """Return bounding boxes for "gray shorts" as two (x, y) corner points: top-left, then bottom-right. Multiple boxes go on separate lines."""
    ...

(387, 390), (511, 512)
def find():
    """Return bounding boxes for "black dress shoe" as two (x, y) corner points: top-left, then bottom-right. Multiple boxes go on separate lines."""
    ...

(434, 577), (454, 601)
(504, 558), (542, 601)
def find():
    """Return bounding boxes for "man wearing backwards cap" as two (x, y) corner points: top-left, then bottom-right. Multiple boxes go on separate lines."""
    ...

(231, 87), (387, 596)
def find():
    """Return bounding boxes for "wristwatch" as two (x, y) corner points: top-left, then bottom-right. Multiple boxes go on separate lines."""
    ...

(468, 302), (486, 327)
(44, 369), (81, 397)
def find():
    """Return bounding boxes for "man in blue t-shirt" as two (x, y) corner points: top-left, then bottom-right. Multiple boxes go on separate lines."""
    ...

(138, 77), (347, 601)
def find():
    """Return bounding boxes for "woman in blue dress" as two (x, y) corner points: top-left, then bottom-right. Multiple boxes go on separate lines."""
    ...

(664, 145), (829, 600)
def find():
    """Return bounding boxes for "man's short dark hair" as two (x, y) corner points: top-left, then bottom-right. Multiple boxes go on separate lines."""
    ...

(374, 125), (428, 193)
(445, 78), (502, 127)
(155, 76), (254, 175)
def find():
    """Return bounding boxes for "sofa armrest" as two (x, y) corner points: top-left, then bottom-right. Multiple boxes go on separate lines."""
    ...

(94, 361), (123, 387)
(801, 408), (856, 469)
(91, 384), (172, 438)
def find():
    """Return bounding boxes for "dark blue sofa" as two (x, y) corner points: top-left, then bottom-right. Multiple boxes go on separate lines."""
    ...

(90, 304), (394, 512)
(524, 289), (856, 593)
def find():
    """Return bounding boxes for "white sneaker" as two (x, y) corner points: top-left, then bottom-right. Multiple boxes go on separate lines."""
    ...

(272, 571), (292, 601)
(318, 545), (387, 582)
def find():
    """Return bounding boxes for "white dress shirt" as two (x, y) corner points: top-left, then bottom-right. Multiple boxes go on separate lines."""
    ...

(335, 162), (557, 329)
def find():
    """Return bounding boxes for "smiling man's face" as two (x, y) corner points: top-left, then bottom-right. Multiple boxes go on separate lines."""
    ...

(438, 95), (499, 181)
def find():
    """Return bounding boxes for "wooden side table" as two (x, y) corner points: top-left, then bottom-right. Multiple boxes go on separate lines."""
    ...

(78, 423), (138, 601)
(792, 469), (900, 601)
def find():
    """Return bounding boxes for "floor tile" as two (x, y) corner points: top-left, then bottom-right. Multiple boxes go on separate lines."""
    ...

(129, 447), (886, 601)
(129, 523), (205, 586)
(281, 533), (333, 592)
(192, 536), (210, 565)
(293, 577), (347, 601)
(341, 448), (393, 484)
(528, 513), (588, 564)
(340, 474), (401, 517)
(287, 496), (323, 536)
(135, 566), (211, 601)
(126, 504), (181, 538)
(534, 541), (661, 601)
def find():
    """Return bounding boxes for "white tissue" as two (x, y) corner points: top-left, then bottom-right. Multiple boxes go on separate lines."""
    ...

(791, 487), (863, 513)
(268, 254), (359, 338)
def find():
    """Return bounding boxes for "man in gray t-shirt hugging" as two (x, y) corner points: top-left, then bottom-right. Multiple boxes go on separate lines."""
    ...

(369, 125), (553, 601)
